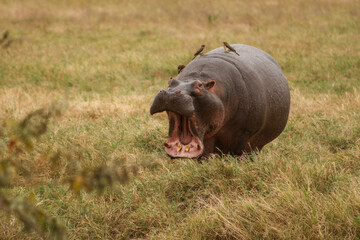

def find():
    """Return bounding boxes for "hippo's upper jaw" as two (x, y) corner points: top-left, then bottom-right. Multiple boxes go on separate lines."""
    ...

(150, 89), (195, 117)
(164, 112), (204, 158)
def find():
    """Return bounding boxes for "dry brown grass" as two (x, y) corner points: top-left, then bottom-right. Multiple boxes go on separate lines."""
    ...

(0, 0), (359, 239)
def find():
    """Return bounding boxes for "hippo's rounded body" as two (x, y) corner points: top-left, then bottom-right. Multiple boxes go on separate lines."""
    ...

(150, 44), (290, 158)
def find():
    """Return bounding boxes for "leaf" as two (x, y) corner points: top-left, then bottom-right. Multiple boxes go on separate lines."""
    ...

(7, 137), (17, 153)
(22, 137), (34, 151)
(70, 175), (85, 194)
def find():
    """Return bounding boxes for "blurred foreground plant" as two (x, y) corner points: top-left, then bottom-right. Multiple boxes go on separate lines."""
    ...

(0, 101), (159, 239)
(0, 193), (66, 239)
(0, 102), (67, 239)
(68, 160), (138, 195)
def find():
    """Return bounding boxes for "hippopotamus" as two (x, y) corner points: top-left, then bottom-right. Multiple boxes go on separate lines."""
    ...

(150, 44), (290, 158)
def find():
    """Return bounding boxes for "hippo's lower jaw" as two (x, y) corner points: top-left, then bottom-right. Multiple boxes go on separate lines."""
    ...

(165, 112), (204, 158)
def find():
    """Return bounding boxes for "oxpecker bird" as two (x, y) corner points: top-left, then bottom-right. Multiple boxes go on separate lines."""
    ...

(223, 41), (240, 56)
(192, 44), (205, 60)
(177, 64), (185, 74)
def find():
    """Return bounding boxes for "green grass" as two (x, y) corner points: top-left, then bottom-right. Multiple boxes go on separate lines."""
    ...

(0, 0), (359, 239)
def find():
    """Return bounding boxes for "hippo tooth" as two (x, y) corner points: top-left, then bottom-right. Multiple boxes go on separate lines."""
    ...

(164, 142), (172, 148)
(177, 144), (182, 152)
(185, 145), (190, 152)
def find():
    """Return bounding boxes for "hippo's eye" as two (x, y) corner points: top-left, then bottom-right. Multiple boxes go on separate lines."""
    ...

(199, 83), (203, 87)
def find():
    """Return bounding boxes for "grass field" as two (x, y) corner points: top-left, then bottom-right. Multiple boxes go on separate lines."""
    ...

(0, 0), (359, 239)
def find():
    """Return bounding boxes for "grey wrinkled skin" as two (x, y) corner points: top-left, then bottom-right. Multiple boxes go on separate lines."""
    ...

(150, 44), (291, 158)
(150, 89), (195, 117)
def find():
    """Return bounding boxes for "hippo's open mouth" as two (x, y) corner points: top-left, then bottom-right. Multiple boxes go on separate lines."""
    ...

(165, 112), (204, 158)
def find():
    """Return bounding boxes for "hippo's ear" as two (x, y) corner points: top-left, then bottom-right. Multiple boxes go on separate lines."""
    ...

(205, 80), (216, 90)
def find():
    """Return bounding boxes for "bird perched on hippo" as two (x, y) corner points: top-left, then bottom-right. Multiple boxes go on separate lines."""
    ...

(150, 44), (290, 159)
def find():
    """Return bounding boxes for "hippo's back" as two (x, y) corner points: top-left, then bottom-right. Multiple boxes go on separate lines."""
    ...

(206, 44), (291, 151)
(208, 44), (281, 68)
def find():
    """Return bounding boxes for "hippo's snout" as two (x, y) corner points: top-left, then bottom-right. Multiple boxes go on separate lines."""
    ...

(150, 89), (195, 117)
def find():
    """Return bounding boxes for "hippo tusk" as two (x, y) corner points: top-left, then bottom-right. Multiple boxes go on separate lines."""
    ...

(164, 142), (172, 148)
(185, 145), (190, 152)
(177, 144), (182, 152)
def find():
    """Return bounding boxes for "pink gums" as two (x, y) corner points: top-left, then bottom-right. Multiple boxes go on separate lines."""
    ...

(165, 112), (203, 158)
